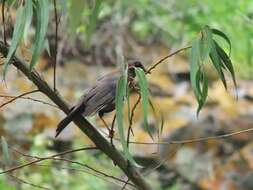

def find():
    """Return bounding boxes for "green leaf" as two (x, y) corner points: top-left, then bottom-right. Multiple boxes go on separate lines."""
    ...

(196, 70), (208, 115)
(1, 137), (11, 166)
(68, 0), (85, 38)
(214, 41), (237, 90)
(30, 0), (49, 71)
(190, 38), (201, 101)
(135, 68), (153, 139)
(44, 38), (51, 57)
(3, 5), (26, 79)
(86, 0), (102, 47)
(115, 75), (137, 165)
(209, 41), (227, 89)
(201, 25), (213, 61)
(23, 0), (33, 45)
(212, 28), (231, 56)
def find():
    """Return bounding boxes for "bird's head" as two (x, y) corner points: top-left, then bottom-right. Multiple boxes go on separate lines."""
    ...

(127, 60), (148, 73)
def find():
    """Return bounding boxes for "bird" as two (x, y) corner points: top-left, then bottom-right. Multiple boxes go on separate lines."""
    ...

(55, 60), (147, 137)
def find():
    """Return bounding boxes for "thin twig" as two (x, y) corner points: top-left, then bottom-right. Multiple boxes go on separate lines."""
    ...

(0, 147), (98, 174)
(2, 0), (7, 45)
(8, 174), (50, 190)
(53, 0), (58, 91)
(128, 127), (253, 145)
(0, 90), (39, 108)
(121, 179), (130, 190)
(146, 46), (192, 74)
(36, 164), (135, 190)
(8, 146), (137, 189)
(127, 94), (141, 148)
(0, 94), (58, 108)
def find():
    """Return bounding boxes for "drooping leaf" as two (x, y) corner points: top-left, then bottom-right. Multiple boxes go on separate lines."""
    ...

(23, 0), (33, 45)
(209, 41), (227, 89)
(3, 5), (26, 79)
(135, 67), (153, 140)
(201, 25), (213, 61)
(214, 41), (237, 90)
(212, 28), (231, 56)
(30, 0), (49, 71)
(115, 75), (137, 165)
(196, 70), (208, 115)
(1, 137), (11, 166)
(44, 38), (51, 56)
(86, 0), (102, 47)
(68, 0), (85, 38)
(190, 38), (201, 101)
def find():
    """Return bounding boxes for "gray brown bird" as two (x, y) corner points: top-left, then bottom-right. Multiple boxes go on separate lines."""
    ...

(55, 60), (147, 137)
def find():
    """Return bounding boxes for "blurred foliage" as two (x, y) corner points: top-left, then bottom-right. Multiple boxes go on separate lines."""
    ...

(67, 0), (253, 78)
(0, 176), (15, 190)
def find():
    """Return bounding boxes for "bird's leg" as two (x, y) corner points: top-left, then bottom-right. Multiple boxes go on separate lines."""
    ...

(109, 114), (116, 145)
(98, 112), (110, 131)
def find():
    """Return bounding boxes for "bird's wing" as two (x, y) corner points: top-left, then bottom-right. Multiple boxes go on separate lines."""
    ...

(82, 77), (117, 116)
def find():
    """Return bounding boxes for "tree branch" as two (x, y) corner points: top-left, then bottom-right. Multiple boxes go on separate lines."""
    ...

(0, 41), (153, 190)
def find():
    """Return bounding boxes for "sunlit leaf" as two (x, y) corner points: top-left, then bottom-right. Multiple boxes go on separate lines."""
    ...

(30, 0), (49, 71)
(1, 137), (11, 166)
(212, 28), (231, 56)
(3, 5), (26, 79)
(135, 68), (153, 139)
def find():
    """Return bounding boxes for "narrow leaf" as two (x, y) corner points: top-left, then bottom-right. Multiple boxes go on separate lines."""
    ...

(210, 41), (227, 89)
(30, 0), (49, 71)
(1, 137), (11, 166)
(86, 0), (102, 47)
(116, 75), (137, 165)
(3, 5), (26, 79)
(212, 28), (231, 56)
(23, 0), (33, 45)
(68, 0), (85, 38)
(135, 68), (153, 140)
(190, 38), (201, 101)
(196, 71), (208, 115)
(201, 25), (213, 61)
(214, 41), (237, 90)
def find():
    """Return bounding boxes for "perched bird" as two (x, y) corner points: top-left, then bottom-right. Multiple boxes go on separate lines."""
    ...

(55, 60), (147, 137)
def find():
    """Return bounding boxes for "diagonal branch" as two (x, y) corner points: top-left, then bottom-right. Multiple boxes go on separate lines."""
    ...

(0, 41), (153, 190)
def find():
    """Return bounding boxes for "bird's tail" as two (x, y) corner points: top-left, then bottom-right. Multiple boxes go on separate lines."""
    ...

(55, 105), (85, 137)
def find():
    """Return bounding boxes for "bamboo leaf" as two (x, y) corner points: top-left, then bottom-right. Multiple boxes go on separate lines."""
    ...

(68, 0), (85, 38)
(3, 5), (26, 79)
(190, 38), (202, 102)
(201, 25), (213, 61)
(116, 75), (137, 165)
(30, 0), (49, 71)
(1, 137), (11, 166)
(196, 71), (208, 115)
(86, 0), (102, 47)
(209, 41), (227, 89)
(214, 41), (237, 90)
(212, 28), (231, 56)
(135, 68), (153, 139)
(23, 0), (33, 45)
